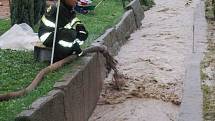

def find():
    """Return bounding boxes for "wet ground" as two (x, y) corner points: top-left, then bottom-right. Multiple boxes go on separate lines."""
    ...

(89, 0), (200, 120)
(90, 99), (179, 121)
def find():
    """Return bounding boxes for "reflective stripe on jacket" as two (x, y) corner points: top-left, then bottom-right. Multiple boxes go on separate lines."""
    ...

(38, 3), (88, 48)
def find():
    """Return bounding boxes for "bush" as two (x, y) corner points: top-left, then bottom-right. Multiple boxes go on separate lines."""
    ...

(140, 0), (155, 10)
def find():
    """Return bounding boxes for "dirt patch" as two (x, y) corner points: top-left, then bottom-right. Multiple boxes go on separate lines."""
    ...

(0, 0), (10, 19)
(99, 73), (181, 105)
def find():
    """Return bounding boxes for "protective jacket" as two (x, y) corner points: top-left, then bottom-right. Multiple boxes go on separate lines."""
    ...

(38, 2), (88, 61)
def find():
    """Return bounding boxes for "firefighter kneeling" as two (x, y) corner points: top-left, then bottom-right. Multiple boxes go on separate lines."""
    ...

(38, 0), (88, 62)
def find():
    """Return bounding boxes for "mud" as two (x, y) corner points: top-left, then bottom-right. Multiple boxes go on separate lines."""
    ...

(89, 0), (198, 120)
(98, 74), (181, 105)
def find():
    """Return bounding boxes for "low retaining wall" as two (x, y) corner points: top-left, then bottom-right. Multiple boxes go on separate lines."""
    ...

(15, 0), (144, 121)
(126, 0), (145, 28)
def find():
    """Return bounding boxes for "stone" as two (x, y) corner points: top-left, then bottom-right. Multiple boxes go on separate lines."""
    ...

(34, 43), (52, 62)
(126, 0), (145, 28)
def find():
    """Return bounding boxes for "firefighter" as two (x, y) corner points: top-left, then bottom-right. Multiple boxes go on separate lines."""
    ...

(38, 0), (88, 62)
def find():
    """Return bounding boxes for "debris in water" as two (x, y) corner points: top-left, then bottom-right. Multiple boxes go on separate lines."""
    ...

(100, 74), (182, 105)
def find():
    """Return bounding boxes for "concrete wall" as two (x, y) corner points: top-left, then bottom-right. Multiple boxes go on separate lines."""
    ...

(15, 0), (144, 121)
(126, 0), (145, 28)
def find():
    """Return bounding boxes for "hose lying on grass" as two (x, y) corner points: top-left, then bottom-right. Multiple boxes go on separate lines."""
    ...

(0, 45), (124, 102)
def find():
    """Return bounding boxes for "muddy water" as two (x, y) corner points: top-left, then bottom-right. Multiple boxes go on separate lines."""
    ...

(90, 99), (179, 121)
(89, 0), (197, 120)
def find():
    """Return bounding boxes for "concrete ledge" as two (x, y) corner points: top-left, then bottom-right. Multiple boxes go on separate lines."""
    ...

(16, 90), (66, 121)
(93, 28), (118, 55)
(53, 53), (105, 121)
(126, 0), (145, 28)
(115, 9), (137, 46)
(93, 9), (137, 56)
(179, 54), (203, 121)
(179, 1), (206, 121)
(16, 0), (145, 121)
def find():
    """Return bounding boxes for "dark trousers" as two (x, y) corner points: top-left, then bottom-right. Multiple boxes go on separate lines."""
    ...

(43, 29), (82, 62)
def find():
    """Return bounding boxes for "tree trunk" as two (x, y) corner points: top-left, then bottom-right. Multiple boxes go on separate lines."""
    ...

(10, 0), (46, 28)
(34, 0), (46, 25)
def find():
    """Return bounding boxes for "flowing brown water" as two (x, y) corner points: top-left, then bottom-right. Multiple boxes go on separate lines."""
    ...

(89, 0), (199, 120)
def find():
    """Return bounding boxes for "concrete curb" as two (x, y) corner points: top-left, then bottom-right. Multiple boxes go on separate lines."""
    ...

(179, 54), (203, 121)
(126, 0), (145, 28)
(15, 0), (144, 121)
(16, 90), (66, 121)
(179, 0), (207, 121)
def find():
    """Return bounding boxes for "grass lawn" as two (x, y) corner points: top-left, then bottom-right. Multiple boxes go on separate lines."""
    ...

(0, 19), (11, 36)
(0, 0), (124, 121)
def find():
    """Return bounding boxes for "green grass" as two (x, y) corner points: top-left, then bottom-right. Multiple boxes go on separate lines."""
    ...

(0, 49), (86, 121)
(0, 50), (47, 94)
(0, 19), (11, 36)
(79, 0), (124, 46)
(0, 0), (124, 121)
